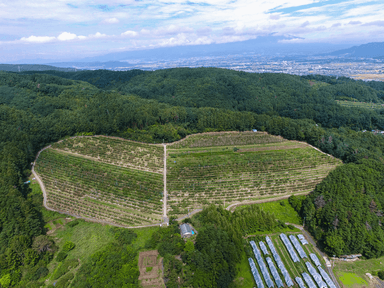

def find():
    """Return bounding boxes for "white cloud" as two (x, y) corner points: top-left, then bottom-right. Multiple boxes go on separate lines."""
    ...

(89, 32), (107, 38)
(102, 17), (119, 24)
(20, 35), (55, 43)
(57, 32), (78, 41)
(121, 30), (138, 37)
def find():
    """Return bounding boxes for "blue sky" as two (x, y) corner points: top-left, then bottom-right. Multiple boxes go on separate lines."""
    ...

(0, 0), (383, 62)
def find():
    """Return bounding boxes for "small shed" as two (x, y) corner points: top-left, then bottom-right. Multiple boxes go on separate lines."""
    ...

(180, 223), (193, 238)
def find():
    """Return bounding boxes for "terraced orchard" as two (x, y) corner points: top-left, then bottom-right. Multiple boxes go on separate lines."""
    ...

(35, 136), (164, 226)
(167, 132), (342, 215)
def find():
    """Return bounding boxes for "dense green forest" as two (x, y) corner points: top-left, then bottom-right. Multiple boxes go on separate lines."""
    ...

(1, 68), (384, 286)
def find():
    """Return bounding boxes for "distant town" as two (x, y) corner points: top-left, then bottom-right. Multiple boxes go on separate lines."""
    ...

(68, 55), (384, 81)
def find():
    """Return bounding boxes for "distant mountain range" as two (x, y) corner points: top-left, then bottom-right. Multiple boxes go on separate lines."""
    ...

(77, 35), (349, 63)
(4, 35), (350, 66)
(324, 42), (384, 58)
(0, 64), (78, 72)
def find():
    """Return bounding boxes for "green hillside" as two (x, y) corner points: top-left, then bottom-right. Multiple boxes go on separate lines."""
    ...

(167, 132), (341, 215)
(2, 68), (384, 287)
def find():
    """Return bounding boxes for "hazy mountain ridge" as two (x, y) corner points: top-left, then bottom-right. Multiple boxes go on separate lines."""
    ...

(325, 42), (384, 58)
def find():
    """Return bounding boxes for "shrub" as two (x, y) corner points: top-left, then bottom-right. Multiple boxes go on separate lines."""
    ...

(66, 220), (79, 228)
(52, 259), (79, 280)
(55, 272), (74, 288)
(146, 267), (153, 272)
(56, 252), (68, 262)
(31, 267), (49, 281)
(62, 241), (75, 252)
(233, 147), (239, 152)
(378, 271), (384, 280)
(288, 224), (295, 230)
(280, 201), (286, 206)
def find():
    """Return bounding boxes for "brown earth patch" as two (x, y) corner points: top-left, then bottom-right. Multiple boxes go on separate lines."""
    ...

(138, 250), (164, 288)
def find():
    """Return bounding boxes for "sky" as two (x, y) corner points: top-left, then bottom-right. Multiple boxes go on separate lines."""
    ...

(0, 0), (384, 62)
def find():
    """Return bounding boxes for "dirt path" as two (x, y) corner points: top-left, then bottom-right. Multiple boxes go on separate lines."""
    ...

(163, 144), (168, 225)
(225, 191), (311, 212)
(176, 209), (203, 221)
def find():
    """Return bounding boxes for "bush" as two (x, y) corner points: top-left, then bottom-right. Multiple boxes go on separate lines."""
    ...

(278, 220), (287, 228)
(52, 259), (79, 280)
(378, 271), (384, 280)
(62, 241), (75, 252)
(31, 267), (49, 281)
(233, 147), (239, 152)
(55, 272), (74, 288)
(56, 252), (68, 262)
(146, 267), (153, 272)
(280, 201), (286, 206)
(288, 224), (295, 230)
(66, 220), (79, 228)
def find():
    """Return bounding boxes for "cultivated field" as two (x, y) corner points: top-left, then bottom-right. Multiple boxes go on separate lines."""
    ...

(167, 132), (341, 215)
(35, 136), (164, 226)
(138, 250), (165, 288)
(336, 100), (384, 110)
(52, 136), (164, 173)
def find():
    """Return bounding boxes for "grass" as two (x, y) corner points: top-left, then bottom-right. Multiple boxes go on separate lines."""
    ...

(53, 220), (116, 261)
(44, 214), (158, 286)
(246, 226), (300, 236)
(337, 272), (368, 288)
(233, 252), (255, 288)
(334, 255), (384, 287)
(254, 199), (302, 225)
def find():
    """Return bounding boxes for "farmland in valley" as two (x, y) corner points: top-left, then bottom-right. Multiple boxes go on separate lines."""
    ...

(167, 131), (341, 215)
(35, 136), (164, 226)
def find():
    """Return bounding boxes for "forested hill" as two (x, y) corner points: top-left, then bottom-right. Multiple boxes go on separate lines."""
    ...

(25, 68), (384, 130)
(2, 68), (384, 286)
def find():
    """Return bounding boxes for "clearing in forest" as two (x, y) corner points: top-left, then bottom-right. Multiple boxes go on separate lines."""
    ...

(35, 136), (164, 227)
(167, 131), (342, 216)
(336, 100), (384, 111)
(138, 250), (164, 288)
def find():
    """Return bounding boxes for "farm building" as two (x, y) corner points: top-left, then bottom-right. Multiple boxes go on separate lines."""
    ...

(180, 223), (194, 238)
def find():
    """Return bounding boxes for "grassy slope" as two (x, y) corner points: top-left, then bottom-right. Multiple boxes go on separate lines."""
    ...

(256, 199), (302, 225)
(333, 256), (384, 288)
(29, 176), (158, 287)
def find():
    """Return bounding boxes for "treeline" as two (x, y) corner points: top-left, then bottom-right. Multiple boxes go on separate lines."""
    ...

(291, 158), (384, 258)
(1, 68), (384, 285)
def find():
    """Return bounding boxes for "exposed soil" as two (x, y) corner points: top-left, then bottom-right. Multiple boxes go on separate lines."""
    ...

(138, 250), (164, 288)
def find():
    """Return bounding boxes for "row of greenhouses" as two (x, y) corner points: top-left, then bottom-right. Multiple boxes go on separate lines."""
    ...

(248, 234), (337, 288)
